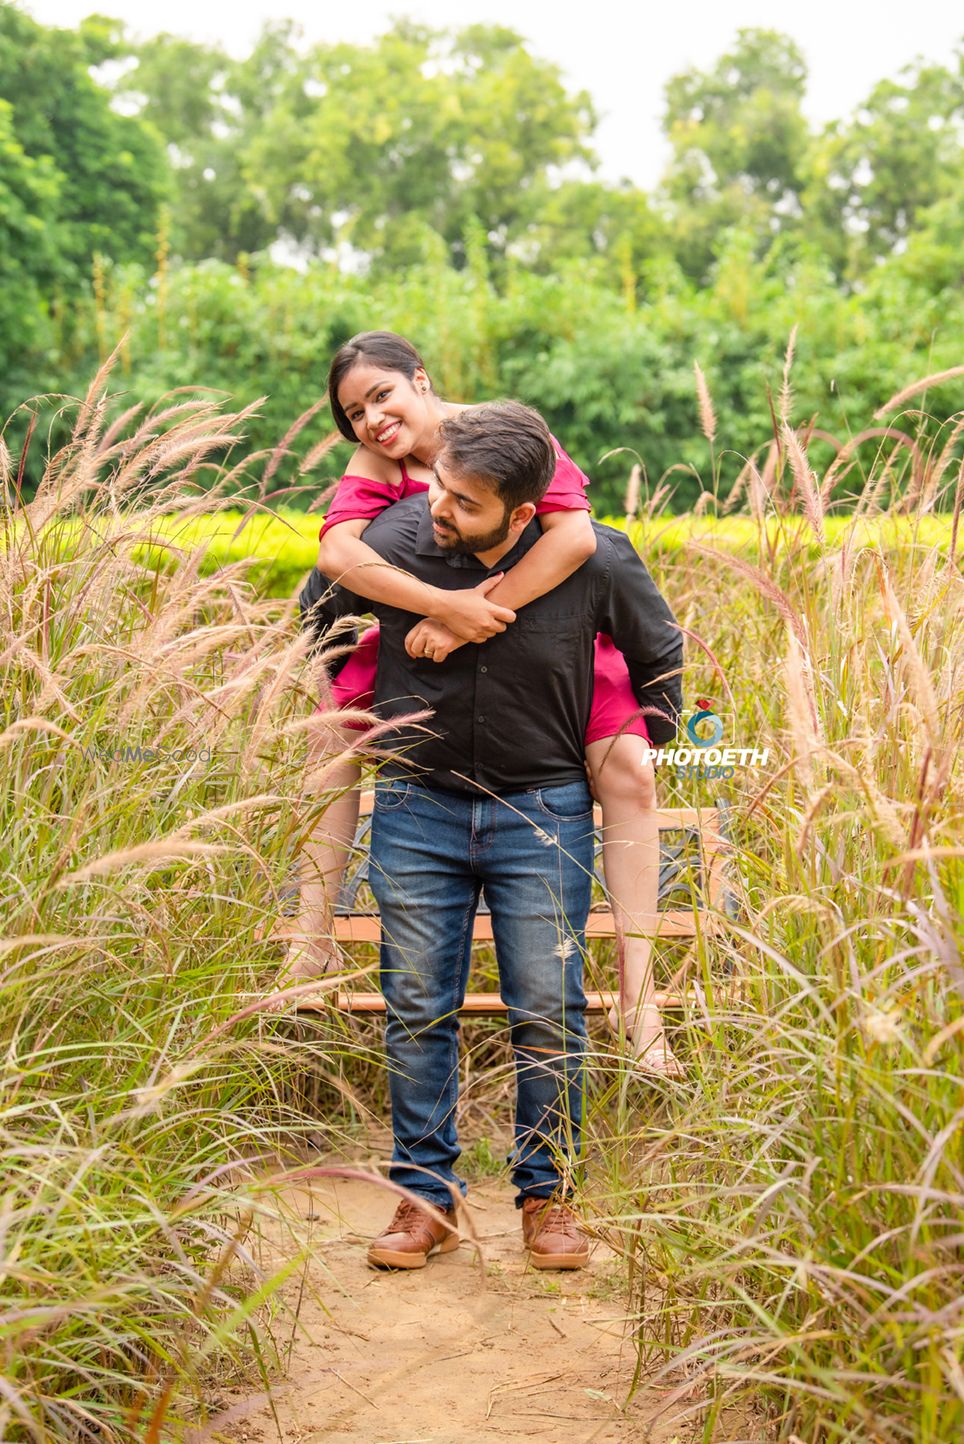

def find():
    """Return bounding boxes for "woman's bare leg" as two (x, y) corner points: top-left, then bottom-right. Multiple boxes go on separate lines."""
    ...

(281, 716), (361, 982)
(586, 734), (683, 1075)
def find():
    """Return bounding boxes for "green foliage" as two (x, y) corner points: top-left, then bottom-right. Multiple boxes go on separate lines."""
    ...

(41, 217), (958, 515)
(804, 47), (964, 278)
(0, 3), (168, 418)
(662, 29), (812, 280)
(106, 18), (596, 270)
(0, 99), (60, 392)
(2, 9), (962, 513)
(0, 4), (167, 284)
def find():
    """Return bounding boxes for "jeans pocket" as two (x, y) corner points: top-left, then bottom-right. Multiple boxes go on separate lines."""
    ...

(534, 782), (593, 823)
(374, 780), (412, 811)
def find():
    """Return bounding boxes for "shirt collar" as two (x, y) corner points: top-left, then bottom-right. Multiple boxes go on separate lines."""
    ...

(413, 495), (542, 571)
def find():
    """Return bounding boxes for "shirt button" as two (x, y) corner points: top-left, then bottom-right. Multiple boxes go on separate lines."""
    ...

(480, 665), (488, 673)
(478, 714), (485, 722)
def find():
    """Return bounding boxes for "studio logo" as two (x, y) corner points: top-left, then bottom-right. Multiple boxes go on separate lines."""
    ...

(643, 699), (768, 780)
(686, 698), (724, 749)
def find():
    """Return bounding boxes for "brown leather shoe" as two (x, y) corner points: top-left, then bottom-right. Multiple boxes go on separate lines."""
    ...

(367, 1198), (460, 1270)
(521, 1197), (590, 1270)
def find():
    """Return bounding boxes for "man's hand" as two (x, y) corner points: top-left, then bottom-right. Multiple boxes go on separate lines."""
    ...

(406, 619), (464, 662)
(431, 574), (515, 642)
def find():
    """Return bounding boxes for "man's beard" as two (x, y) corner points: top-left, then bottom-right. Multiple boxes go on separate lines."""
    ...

(433, 513), (510, 555)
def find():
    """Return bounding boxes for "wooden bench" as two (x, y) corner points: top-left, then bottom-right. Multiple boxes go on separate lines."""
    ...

(296, 790), (733, 1015)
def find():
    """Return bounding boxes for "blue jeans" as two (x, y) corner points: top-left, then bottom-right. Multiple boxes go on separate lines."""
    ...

(369, 778), (594, 1210)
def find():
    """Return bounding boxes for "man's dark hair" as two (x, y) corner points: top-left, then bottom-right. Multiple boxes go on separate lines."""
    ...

(437, 402), (556, 510)
(327, 331), (432, 441)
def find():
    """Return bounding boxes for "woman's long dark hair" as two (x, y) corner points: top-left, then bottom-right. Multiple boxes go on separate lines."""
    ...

(326, 331), (433, 441)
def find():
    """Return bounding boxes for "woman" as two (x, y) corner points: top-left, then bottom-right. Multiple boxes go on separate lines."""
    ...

(287, 331), (681, 1077)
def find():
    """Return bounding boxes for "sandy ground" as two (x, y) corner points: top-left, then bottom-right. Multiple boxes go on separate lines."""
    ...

(215, 1166), (701, 1444)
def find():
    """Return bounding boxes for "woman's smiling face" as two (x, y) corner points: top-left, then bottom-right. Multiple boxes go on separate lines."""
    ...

(337, 362), (435, 458)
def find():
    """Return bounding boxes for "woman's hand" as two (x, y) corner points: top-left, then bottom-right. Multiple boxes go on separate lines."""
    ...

(405, 619), (463, 662)
(431, 574), (515, 642)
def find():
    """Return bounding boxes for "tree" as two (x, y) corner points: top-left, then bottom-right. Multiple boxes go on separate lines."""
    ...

(512, 180), (671, 297)
(0, 99), (60, 389)
(803, 47), (964, 278)
(0, 4), (168, 423)
(0, 4), (168, 289)
(660, 29), (811, 280)
(109, 19), (597, 269)
(110, 21), (302, 261)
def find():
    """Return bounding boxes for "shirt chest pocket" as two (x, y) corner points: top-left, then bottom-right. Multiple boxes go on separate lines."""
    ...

(502, 614), (587, 682)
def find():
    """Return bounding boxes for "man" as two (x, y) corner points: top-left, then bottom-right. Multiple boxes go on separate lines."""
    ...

(300, 402), (682, 1270)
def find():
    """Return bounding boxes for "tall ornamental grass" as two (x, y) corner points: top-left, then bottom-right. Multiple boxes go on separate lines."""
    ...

(0, 362), (383, 1442)
(587, 367), (963, 1442)
(0, 349), (960, 1442)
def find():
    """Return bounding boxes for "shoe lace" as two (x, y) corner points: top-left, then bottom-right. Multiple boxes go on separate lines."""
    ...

(390, 1199), (428, 1229)
(390, 1198), (449, 1230)
(533, 1204), (582, 1241)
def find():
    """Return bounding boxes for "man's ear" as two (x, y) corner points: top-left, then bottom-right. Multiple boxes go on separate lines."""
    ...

(508, 501), (537, 535)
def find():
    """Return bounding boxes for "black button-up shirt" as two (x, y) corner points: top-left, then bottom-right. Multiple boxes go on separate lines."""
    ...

(299, 495), (682, 797)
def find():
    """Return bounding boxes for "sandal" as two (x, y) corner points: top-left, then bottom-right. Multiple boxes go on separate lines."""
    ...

(609, 1003), (687, 1080)
(629, 1035), (686, 1080)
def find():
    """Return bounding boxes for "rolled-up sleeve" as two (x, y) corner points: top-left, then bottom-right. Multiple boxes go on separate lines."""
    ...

(594, 530), (683, 745)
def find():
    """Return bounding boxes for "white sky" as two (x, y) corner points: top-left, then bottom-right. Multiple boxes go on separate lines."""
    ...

(22, 0), (964, 187)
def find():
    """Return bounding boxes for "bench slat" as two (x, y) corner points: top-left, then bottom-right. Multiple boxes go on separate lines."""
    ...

(298, 989), (692, 1015)
(333, 907), (713, 942)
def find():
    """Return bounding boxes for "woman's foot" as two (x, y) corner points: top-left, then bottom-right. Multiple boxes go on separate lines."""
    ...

(608, 1002), (686, 1079)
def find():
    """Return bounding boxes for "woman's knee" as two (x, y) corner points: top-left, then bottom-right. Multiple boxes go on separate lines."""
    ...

(591, 736), (657, 808)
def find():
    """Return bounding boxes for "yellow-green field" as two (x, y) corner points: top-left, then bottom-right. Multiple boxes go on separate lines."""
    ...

(50, 506), (960, 600)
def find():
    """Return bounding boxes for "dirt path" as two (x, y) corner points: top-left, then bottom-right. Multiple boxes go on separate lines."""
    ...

(221, 1166), (684, 1444)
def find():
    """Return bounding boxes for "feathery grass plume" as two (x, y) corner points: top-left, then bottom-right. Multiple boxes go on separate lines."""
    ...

(876, 555), (942, 752)
(746, 459), (768, 523)
(722, 455), (750, 513)
(875, 364), (964, 419)
(760, 438), (779, 504)
(779, 324), (798, 427)
(927, 413), (964, 512)
(687, 541), (810, 650)
(63, 839), (229, 883)
(823, 741), (907, 849)
(655, 460), (701, 509)
(95, 399), (145, 457)
(784, 625), (821, 788)
(781, 423), (825, 545)
(72, 336), (126, 446)
(299, 428), (342, 478)
(623, 462), (641, 518)
(263, 395), (330, 490)
(645, 479), (671, 516)
(829, 524), (855, 619)
(693, 361), (717, 445)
